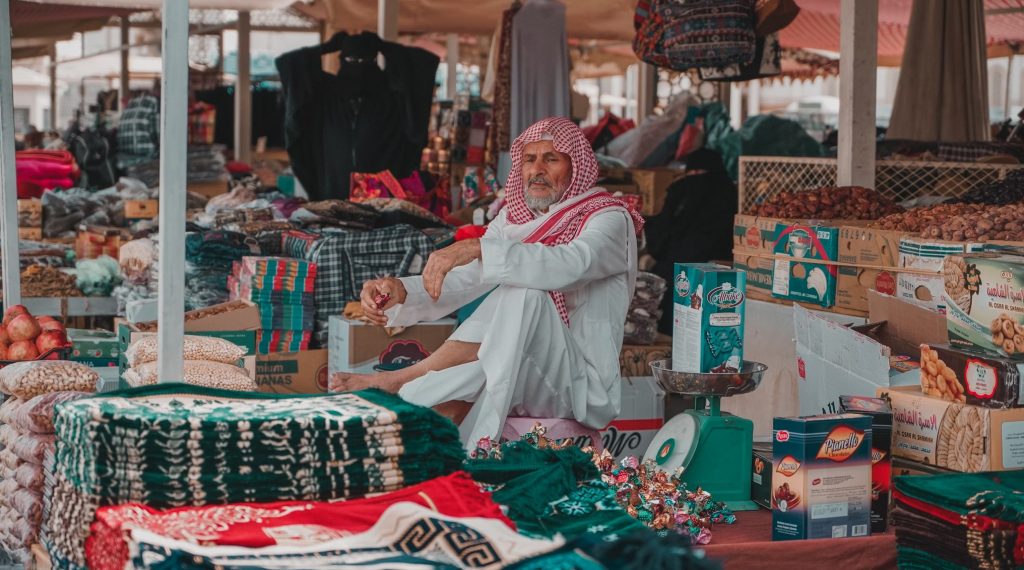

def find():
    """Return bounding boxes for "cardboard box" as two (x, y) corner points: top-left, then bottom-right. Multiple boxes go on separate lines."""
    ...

(125, 199), (158, 220)
(879, 385), (1024, 472)
(256, 349), (329, 394)
(733, 214), (780, 296)
(129, 300), (262, 333)
(673, 263), (745, 373)
(839, 395), (893, 534)
(75, 226), (128, 261)
(624, 167), (685, 216)
(752, 442), (774, 510)
(328, 316), (456, 376)
(836, 226), (903, 314)
(17, 199), (41, 228)
(795, 291), (948, 417)
(772, 222), (839, 308)
(892, 456), (953, 477)
(772, 414), (873, 541)
(920, 343), (1024, 408)
(897, 237), (984, 313)
(18, 228), (42, 240)
(599, 377), (665, 460)
(619, 336), (671, 377)
(944, 252), (1024, 357)
(67, 328), (120, 366)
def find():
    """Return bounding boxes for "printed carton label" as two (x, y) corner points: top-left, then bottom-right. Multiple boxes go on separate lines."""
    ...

(816, 426), (866, 462)
(889, 394), (945, 463)
(965, 359), (999, 399)
(776, 455), (801, 477)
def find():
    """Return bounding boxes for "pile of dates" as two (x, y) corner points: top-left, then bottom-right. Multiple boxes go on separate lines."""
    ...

(752, 186), (903, 220)
(872, 202), (1024, 242)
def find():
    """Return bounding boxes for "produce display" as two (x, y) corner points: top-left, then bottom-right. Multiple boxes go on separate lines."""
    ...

(0, 306), (69, 362)
(872, 203), (1024, 242)
(752, 186), (903, 220)
(919, 345), (967, 403)
(953, 169), (1024, 205)
(20, 265), (82, 298)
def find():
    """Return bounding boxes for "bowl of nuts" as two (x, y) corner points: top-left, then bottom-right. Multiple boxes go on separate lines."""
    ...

(649, 359), (767, 396)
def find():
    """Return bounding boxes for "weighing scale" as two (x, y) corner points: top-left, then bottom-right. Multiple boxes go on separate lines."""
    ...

(644, 359), (767, 511)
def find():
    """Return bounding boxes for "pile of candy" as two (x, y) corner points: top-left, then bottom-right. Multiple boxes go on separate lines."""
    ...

(471, 424), (735, 544)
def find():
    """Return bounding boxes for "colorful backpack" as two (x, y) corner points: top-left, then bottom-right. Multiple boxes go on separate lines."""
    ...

(634, 0), (758, 72)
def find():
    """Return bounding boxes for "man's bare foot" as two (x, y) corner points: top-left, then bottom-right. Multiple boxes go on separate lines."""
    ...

(330, 372), (406, 394)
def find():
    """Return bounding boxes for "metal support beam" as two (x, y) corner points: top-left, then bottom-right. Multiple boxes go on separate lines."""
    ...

(157, 0), (188, 383)
(120, 17), (130, 106)
(1005, 54), (1015, 121)
(729, 83), (743, 130)
(0, 0), (20, 308)
(235, 11), (252, 163)
(637, 63), (657, 124)
(837, 0), (878, 188)
(378, 0), (398, 41)
(446, 33), (458, 100)
(746, 79), (761, 118)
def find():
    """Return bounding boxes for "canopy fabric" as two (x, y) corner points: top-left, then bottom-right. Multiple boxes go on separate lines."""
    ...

(317, 0), (1024, 62)
(11, 0), (132, 40)
(20, 0), (297, 8)
(887, 0), (990, 141)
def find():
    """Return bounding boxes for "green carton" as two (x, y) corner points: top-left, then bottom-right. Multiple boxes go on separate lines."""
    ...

(771, 222), (839, 308)
(67, 328), (120, 365)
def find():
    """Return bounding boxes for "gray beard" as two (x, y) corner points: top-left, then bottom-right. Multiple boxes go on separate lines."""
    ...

(524, 187), (561, 212)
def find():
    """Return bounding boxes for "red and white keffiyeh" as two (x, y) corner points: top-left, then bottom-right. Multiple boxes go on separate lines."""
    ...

(504, 117), (645, 325)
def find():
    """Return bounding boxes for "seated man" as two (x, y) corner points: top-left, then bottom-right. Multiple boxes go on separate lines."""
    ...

(331, 117), (643, 447)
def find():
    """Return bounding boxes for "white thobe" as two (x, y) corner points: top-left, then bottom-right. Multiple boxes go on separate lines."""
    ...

(387, 188), (638, 448)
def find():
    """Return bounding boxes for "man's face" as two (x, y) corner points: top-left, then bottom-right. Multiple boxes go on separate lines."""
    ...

(521, 139), (573, 212)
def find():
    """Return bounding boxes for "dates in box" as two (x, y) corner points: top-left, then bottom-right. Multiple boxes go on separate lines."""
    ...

(920, 343), (1024, 408)
(772, 414), (873, 541)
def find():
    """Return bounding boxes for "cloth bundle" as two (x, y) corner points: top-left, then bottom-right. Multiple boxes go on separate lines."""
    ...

(286, 225), (437, 347)
(43, 385), (466, 569)
(15, 150), (80, 198)
(624, 272), (667, 345)
(86, 472), (511, 570)
(229, 257), (317, 353)
(0, 385), (93, 563)
(893, 470), (1024, 569)
(184, 231), (260, 312)
(290, 200), (381, 230)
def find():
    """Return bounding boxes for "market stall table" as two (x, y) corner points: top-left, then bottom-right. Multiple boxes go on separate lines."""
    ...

(700, 509), (896, 570)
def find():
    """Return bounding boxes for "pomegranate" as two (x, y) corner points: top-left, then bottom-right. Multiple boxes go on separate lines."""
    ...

(0, 343), (8, 360)
(36, 330), (67, 355)
(0, 327), (9, 345)
(7, 315), (40, 343)
(2, 305), (29, 327)
(39, 320), (64, 333)
(8, 341), (39, 361)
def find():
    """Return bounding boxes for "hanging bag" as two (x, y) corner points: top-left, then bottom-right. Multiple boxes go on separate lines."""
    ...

(699, 32), (782, 82)
(634, 0), (758, 72)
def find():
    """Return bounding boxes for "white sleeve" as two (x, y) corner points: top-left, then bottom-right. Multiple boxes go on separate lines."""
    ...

(384, 215), (508, 327)
(478, 210), (632, 293)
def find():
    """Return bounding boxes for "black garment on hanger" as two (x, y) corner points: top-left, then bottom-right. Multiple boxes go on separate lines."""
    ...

(275, 32), (440, 201)
(643, 149), (739, 335)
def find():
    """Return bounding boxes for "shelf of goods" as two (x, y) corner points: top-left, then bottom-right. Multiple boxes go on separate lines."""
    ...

(738, 156), (1024, 215)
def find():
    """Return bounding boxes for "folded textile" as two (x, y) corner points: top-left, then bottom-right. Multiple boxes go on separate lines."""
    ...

(87, 472), (509, 570)
(124, 502), (560, 570)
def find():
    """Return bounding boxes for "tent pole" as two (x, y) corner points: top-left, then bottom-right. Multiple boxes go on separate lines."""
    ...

(49, 46), (58, 130)
(120, 17), (130, 107)
(0, 0), (21, 309)
(446, 33), (459, 100)
(378, 0), (398, 41)
(235, 11), (252, 163)
(746, 79), (761, 118)
(837, 0), (877, 188)
(156, 0), (188, 384)
(1005, 53), (1015, 121)
(637, 63), (656, 125)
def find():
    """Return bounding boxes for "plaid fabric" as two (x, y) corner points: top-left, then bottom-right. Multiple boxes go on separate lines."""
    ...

(937, 142), (1024, 163)
(117, 95), (160, 158)
(301, 225), (436, 344)
(188, 103), (216, 146)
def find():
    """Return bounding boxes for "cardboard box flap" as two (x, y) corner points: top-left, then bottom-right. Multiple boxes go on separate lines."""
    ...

(794, 305), (891, 384)
(129, 300), (261, 332)
(867, 290), (947, 346)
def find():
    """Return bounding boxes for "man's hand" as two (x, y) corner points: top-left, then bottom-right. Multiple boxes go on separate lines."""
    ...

(359, 278), (407, 326)
(422, 239), (482, 301)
